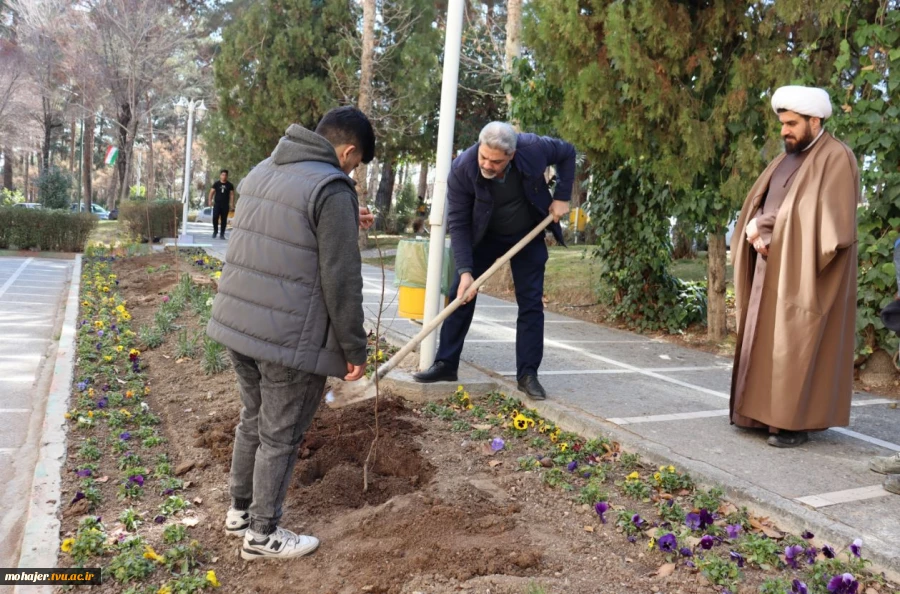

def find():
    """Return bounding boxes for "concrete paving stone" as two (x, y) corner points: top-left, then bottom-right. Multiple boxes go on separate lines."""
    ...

(544, 373), (733, 418)
(0, 411), (30, 448)
(624, 417), (895, 499)
(845, 405), (900, 445)
(562, 339), (734, 369)
(461, 342), (621, 375)
(819, 496), (900, 547)
(0, 382), (38, 409)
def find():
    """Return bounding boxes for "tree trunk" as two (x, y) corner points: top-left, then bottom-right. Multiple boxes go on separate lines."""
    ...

(69, 120), (77, 174)
(113, 103), (132, 209)
(41, 104), (52, 173)
(375, 159), (396, 230)
(2, 148), (12, 191)
(707, 230), (727, 342)
(504, 0), (522, 109)
(24, 151), (30, 201)
(356, 0), (377, 250)
(83, 114), (94, 211)
(119, 115), (139, 204)
(417, 162), (428, 199)
(147, 113), (155, 201)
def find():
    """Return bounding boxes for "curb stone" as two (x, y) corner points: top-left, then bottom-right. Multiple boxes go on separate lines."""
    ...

(372, 322), (900, 583)
(14, 255), (81, 594)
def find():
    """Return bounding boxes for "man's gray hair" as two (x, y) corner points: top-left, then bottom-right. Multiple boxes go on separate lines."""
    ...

(479, 122), (518, 155)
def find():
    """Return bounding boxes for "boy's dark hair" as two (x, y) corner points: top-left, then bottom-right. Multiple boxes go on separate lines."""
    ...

(315, 106), (376, 164)
(220, 169), (229, 175)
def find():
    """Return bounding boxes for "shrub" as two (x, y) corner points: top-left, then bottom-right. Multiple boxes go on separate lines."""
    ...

(119, 200), (183, 240)
(0, 207), (96, 251)
(36, 166), (72, 209)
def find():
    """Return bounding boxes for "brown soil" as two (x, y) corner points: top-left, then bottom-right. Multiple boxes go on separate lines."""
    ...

(57, 252), (896, 594)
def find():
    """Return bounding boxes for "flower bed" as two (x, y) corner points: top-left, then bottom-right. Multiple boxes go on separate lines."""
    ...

(56, 251), (899, 594)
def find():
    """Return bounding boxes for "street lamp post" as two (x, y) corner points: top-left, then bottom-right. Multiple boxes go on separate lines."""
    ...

(174, 98), (207, 244)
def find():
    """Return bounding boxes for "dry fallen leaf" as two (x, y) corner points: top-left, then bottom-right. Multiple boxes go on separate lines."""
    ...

(479, 443), (496, 456)
(718, 502), (738, 516)
(193, 497), (203, 505)
(584, 525), (594, 533)
(656, 563), (676, 578)
(760, 526), (784, 539)
(472, 424), (492, 431)
(96, 476), (109, 483)
(645, 528), (659, 538)
(182, 517), (200, 527)
(163, 355), (170, 359)
(488, 460), (503, 468)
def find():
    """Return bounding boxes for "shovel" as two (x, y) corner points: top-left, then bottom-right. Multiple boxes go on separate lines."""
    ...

(325, 214), (555, 409)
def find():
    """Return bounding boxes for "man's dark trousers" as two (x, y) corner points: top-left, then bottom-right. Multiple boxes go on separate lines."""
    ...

(212, 202), (229, 236)
(435, 231), (548, 379)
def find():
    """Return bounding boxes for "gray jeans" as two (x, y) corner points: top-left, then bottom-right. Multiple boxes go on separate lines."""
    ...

(228, 349), (326, 534)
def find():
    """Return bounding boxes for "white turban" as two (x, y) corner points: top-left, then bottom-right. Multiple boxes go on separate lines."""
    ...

(771, 86), (832, 119)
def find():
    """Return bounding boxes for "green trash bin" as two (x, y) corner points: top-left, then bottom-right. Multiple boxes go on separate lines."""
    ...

(394, 239), (455, 319)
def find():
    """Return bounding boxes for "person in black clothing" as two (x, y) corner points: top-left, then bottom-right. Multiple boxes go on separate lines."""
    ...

(209, 169), (235, 239)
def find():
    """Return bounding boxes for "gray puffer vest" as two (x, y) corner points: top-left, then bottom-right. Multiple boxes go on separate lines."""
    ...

(207, 132), (355, 378)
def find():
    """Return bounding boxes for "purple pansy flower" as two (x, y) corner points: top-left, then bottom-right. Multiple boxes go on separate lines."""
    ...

(685, 512), (701, 531)
(802, 530), (814, 540)
(684, 560), (695, 569)
(729, 551), (744, 567)
(849, 539), (862, 558)
(805, 546), (819, 565)
(822, 545), (836, 559)
(119, 431), (131, 441)
(154, 515), (166, 524)
(71, 491), (85, 504)
(490, 437), (505, 452)
(97, 330), (104, 338)
(698, 508), (715, 528)
(679, 547), (693, 558)
(594, 501), (608, 523)
(785, 544), (804, 569)
(128, 474), (144, 487)
(699, 535), (714, 550)
(631, 514), (645, 529)
(163, 488), (174, 496)
(791, 579), (809, 594)
(77, 381), (88, 391)
(725, 524), (742, 539)
(658, 533), (677, 553)
(97, 397), (108, 409)
(567, 460), (578, 472)
(827, 573), (859, 594)
(76, 468), (92, 478)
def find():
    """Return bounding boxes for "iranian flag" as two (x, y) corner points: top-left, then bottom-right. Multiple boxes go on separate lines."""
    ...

(104, 146), (119, 166)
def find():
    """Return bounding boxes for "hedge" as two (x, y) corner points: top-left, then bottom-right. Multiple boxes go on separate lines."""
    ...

(0, 207), (97, 252)
(119, 200), (184, 240)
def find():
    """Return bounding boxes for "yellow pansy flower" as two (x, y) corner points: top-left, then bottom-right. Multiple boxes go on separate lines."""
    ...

(61, 538), (74, 553)
(143, 546), (164, 562)
(626, 471), (640, 481)
(117, 345), (124, 352)
(206, 570), (220, 587)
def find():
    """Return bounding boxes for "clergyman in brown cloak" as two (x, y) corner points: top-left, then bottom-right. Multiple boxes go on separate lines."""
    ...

(730, 85), (860, 448)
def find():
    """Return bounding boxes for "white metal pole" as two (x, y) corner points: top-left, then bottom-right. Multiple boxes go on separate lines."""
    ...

(179, 103), (194, 243)
(418, 0), (465, 371)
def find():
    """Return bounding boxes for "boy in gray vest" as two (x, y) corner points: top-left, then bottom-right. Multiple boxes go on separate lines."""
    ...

(207, 106), (376, 559)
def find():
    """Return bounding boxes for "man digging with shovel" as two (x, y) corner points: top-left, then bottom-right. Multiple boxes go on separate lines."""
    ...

(207, 106), (376, 560)
(413, 122), (577, 401)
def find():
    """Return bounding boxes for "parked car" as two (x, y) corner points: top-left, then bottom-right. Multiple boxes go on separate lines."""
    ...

(14, 202), (43, 209)
(195, 206), (233, 225)
(70, 202), (111, 220)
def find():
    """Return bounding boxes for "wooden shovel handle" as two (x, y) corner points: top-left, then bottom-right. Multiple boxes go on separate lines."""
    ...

(373, 214), (555, 380)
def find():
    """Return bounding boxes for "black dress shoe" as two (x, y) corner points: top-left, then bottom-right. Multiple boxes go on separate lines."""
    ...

(517, 375), (547, 400)
(767, 431), (808, 448)
(413, 361), (458, 383)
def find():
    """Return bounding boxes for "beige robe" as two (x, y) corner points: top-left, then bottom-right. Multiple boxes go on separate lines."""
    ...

(730, 132), (860, 432)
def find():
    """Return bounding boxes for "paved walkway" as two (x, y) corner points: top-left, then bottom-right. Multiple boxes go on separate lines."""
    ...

(0, 257), (74, 568)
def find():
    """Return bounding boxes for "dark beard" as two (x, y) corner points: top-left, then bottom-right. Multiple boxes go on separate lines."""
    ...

(784, 129), (815, 154)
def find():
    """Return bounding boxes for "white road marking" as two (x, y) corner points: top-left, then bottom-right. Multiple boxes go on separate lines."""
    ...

(830, 427), (900, 452)
(609, 410), (731, 425)
(0, 258), (33, 299)
(0, 409), (31, 413)
(795, 485), (891, 508)
(497, 366), (729, 377)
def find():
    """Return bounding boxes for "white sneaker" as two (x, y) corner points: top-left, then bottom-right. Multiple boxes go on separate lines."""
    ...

(224, 508), (250, 537)
(240, 526), (319, 560)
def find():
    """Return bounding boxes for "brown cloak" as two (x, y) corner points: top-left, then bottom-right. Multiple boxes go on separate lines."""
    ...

(730, 132), (860, 431)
